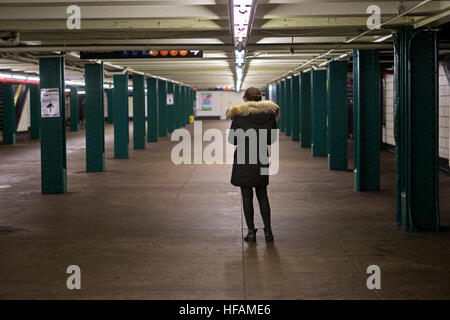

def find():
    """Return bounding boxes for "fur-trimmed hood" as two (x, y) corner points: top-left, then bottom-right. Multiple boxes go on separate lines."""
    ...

(226, 100), (280, 120)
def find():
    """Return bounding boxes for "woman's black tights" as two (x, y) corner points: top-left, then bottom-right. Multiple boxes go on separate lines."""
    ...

(240, 186), (271, 230)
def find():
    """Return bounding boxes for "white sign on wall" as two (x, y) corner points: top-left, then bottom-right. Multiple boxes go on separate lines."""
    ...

(40, 88), (60, 118)
(196, 91), (221, 117)
(167, 93), (174, 105)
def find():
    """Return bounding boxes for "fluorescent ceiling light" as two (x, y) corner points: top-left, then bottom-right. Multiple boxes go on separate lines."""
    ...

(27, 76), (40, 81)
(0, 73), (12, 78)
(339, 53), (349, 59)
(66, 80), (85, 86)
(373, 34), (393, 43)
(232, 0), (253, 46)
(78, 90), (86, 95)
(318, 61), (330, 67)
(235, 49), (246, 67)
(12, 74), (27, 80)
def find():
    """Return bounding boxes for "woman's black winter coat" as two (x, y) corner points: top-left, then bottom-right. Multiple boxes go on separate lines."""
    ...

(226, 100), (280, 187)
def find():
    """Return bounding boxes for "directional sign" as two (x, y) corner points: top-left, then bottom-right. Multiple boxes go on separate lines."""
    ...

(40, 88), (60, 118)
(80, 50), (203, 59)
(166, 93), (174, 105)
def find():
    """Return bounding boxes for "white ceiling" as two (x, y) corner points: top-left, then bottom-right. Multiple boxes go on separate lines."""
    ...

(0, 0), (449, 89)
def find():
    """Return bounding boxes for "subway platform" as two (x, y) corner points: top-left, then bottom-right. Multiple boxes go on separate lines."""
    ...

(1, 120), (450, 299)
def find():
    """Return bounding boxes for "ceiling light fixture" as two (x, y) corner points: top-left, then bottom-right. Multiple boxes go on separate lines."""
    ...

(373, 34), (393, 43)
(230, 0), (256, 92)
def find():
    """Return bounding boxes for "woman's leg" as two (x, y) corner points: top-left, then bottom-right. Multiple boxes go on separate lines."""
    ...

(240, 186), (255, 230)
(255, 186), (271, 229)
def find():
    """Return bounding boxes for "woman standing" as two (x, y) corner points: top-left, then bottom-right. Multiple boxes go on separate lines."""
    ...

(226, 87), (280, 242)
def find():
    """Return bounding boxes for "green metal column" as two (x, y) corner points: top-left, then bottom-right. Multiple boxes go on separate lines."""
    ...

(394, 26), (439, 231)
(280, 80), (285, 133)
(167, 82), (174, 133)
(190, 88), (195, 119)
(107, 89), (114, 124)
(190, 88), (194, 121)
(290, 75), (300, 141)
(132, 74), (146, 149)
(311, 69), (327, 157)
(173, 84), (179, 129)
(147, 77), (158, 142)
(177, 85), (182, 128)
(30, 84), (40, 139)
(274, 83), (278, 103)
(113, 72), (129, 159)
(285, 77), (292, 137)
(353, 49), (381, 191)
(184, 87), (188, 125)
(70, 87), (79, 132)
(187, 87), (192, 125)
(327, 60), (348, 170)
(177, 84), (182, 128)
(85, 63), (105, 172)
(275, 82), (280, 125)
(39, 57), (67, 193)
(158, 79), (167, 137)
(2, 86), (15, 144)
(300, 72), (312, 148)
(182, 86), (187, 127)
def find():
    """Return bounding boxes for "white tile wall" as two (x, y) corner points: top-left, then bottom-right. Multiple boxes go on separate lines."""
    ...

(382, 74), (395, 146)
(439, 63), (450, 160)
(382, 62), (450, 160)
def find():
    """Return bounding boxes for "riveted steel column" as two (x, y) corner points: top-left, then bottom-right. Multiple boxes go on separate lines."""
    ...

(280, 80), (285, 133)
(300, 72), (312, 148)
(327, 60), (348, 170)
(185, 87), (189, 125)
(106, 89), (114, 124)
(30, 84), (40, 139)
(285, 77), (292, 136)
(275, 82), (280, 124)
(85, 63), (105, 171)
(353, 49), (381, 191)
(70, 87), (79, 132)
(2, 85), (15, 144)
(177, 85), (182, 128)
(190, 88), (194, 119)
(178, 85), (182, 128)
(132, 74), (146, 149)
(113, 72), (129, 159)
(183, 86), (188, 126)
(177, 84), (181, 129)
(167, 82), (174, 133)
(147, 77), (158, 142)
(39, 57), (67, 193)
(184, 87), (189, 125)
(186, 87), (190, 124)
(394, 26), (439, 231)
(291, 75), (300, 141)
(158, 79), (167, 137)
(188, 87), (192, 125)
(311, 69), (327, 157)
(174, 84), (179, 129)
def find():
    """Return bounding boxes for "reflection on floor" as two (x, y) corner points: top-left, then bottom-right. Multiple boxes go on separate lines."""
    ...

(0, 120), (449, 299)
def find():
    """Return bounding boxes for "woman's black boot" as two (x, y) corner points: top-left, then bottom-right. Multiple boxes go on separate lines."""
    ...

(244, 229), (257, 242)
(264, 227), (274, 241)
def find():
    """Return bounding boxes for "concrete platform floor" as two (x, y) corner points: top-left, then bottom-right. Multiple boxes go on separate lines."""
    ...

(1, 120), (450, 299)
